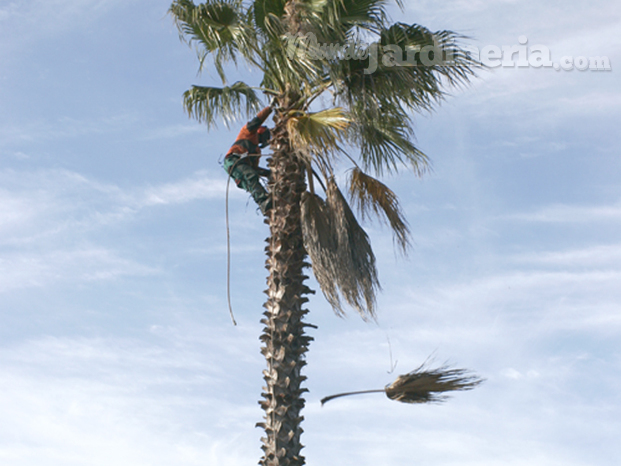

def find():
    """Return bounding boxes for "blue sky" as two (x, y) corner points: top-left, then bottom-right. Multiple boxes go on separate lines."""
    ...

(1, 0), (620, 465)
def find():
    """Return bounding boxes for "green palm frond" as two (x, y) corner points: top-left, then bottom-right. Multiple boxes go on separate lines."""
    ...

(252, 0), (287, 32)
(286, 107), (350, 165)
(348, 167), (411, 254)
(323, 0), (390, 38)
(170, 0), (241, 47)
(320, 363), (484, 405)
(261, 32), (324, 92)
(249, 5), (325, 93)
(183, 82), (261, 128)
(349, 102), (429, 176)
(169, 0), (258, 81)
(334, 31), (474, 115)
(379, 23), (478, 90)
(326, 22), (476, 175)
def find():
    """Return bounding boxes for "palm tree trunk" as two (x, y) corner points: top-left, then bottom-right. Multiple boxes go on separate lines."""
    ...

(258, 117), (313, 466)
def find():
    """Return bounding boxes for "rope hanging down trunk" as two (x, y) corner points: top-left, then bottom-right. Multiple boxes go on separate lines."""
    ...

(224, 153), (272, 326)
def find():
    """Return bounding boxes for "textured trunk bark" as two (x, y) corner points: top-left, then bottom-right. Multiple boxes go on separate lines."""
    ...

(258, 117), (313, 466)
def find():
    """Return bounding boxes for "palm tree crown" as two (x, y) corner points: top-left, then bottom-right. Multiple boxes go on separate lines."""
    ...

(170, 0), (476, 317)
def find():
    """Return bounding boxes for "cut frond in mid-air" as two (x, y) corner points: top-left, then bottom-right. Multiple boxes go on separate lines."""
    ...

(320, 363), (484, 405)
(183, 82), (261, 128)
(384, 364), (484, 403)
(286, 108), (350, 165)
(300, 181), (380, 320)
(348, 167), (411, 255)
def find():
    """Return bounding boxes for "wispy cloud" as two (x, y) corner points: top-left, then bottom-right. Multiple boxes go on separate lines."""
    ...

(0, 114), (141, 147)
(141, 124), (206, 140)
(505, 201), (621, 223)
(0, 168), (244, 292)
(512, 243), (621, 268)
(0, 168), (236, 241)
(0, 331), (262, 466)
(0, 0), (132, 37)
(138, 173), (229, 207)
(0, 247), (159, 293)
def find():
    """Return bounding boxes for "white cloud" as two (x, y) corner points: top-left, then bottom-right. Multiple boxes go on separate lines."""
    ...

(139, 173), (229, 207)
(0, 0), (132, 36)
(0, 247), (159, 293)
(0, 332), (263, 466)
(0, 168), (236, 243)
(397, 2), (621, 130)
(0, 168), (244, 292)
(141, 124), (206, 140)
(505, 201), (621, 223)
(0, 190), (38, 235)
(0, 114), (141, 147)
(512, 243), (621, 268)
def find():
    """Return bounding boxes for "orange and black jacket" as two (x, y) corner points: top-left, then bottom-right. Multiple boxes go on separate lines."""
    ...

(225, 106), (272, 169)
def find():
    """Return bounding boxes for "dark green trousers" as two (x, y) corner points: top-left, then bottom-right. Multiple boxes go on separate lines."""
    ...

(223, 154), (271, 213)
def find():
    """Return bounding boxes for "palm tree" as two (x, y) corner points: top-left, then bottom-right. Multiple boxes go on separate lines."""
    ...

(169, 1), (477, 464)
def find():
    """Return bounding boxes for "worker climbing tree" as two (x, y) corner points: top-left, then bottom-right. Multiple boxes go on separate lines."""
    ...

(223, 98), (277, 215)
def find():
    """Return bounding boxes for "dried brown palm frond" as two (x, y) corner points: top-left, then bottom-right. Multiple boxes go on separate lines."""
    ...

(320, 363), (484, 405)
(385, 364), (483, 403)
(348, 167), (412, 255)
(300, 179), (380, 320)
(325, 178), (380, 320)
(300, 191), (344, 316)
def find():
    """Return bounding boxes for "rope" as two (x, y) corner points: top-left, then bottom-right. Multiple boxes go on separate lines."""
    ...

(225, 168), (237, 326)
(224, 152), (271, 327)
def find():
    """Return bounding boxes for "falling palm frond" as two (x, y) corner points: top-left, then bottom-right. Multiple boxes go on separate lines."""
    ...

(385, 364), (483, 403)
(348, 167), (411, 255)
(183, 82), (261, 128)
(320, 363), (484, 405)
